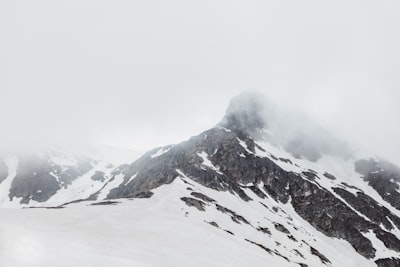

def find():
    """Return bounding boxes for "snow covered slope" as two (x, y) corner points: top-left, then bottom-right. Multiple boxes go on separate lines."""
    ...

(0, 178), (374, 267)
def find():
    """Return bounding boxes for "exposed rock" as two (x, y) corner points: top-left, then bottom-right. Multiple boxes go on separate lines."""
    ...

(289, 177), (377, 259)
(51, 93), (400, 263)
(279, 158), (293, 164)
(245, 239), (273, 254)
(9, 153), (93, 204)
(207, 221), (219, 228)
(274, 223), (291, 234)
(216, 203), (250, 225)
(323, 172), (336, 180)
(224, 230), (234, 235)
(90, 201), (121, 206)
(190, 192), (215, 203)
(375, 258), (400, 267)
(249, 185), (268, 199)
(127, 191), (154, 199)
(302, 171), (319, 181)
(293, 249), (305, 259)
(355, 159), (400, 210)
(310, 246), (331, 264)
(99, 124), (400, 260)
(91, 171), (106, 182)
(180, 197), (206, 211)
(333, 187), (400, 231)
(257, 227), (271, 235)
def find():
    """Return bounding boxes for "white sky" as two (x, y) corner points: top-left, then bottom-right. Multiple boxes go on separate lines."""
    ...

(0, 1), (399, 164)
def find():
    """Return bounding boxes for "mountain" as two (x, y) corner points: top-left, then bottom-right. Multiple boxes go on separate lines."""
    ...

(1, 91), (400, 267)
(0, 145), (141, 207)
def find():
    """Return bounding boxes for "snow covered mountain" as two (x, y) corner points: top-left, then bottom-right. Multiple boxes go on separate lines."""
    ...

(1, 92), (400, 267)
(0, 146), (141, 207)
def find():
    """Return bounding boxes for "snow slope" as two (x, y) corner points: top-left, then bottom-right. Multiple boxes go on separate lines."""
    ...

(0, 177), (373, 267)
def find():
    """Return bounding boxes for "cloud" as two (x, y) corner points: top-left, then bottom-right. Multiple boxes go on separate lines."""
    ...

(0, 1), (399, 164)
(221, 90), (353, 162)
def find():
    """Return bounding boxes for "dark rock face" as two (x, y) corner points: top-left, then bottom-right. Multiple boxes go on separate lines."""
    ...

(9, 153), (93, 204)
(91, 171), (106, 182)
(310, 246), (331, 264)
(180, 197), (206, 211)
(215, 203), (250, 225)
(219, 91), (268, 138)
(333, 188), (400, 231)
(190, 192), (215, 203)
(90, 201), (120, 206)
(258, 227), (271, 235)
(274, 223), (291, 234)
(355, 159), (400, 210)
(289, 176), (376, 258)
(375, 258), (400, 267)
(0, 159), (8, 184)
(323, 172), (336, 180)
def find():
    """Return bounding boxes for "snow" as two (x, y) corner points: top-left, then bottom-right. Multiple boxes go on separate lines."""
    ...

(396, 182), (400, 194)
(151, 147), (171, 158)
(197, 151), (223, 174)
(124, 172), (138, 185)
(44, 160), (117, 206)
(254, 141), (300, 173)
(237, 138), (254, 155)
(176, 174), (375, 267)
(252, 139), (400, 239)
(49, 172), (61, 183)
(96, 173), (125, 200)
(51, 154), (78, 167)
(219, 127), (232, 132)
(255, 141), (400, 213)
(0, 146), (142, 207)
(0, 134), (398, 266)
(363, 230), (400, 260)
(0, 156), (20, 207)
(238, 153), (246, 158)
(0, 180), (294, 267)
(0, 163), (392, 267)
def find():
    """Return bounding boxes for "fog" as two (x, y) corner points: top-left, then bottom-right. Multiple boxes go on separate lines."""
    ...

(222, 90), (355, 163)
(0, 1), (399, 165)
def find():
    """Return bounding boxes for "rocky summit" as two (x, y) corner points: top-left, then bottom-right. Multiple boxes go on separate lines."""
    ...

(1, 92), (400, 267)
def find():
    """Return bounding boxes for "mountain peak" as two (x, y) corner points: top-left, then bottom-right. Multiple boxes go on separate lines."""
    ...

(220, 90), (270, 137)
(220, 91), (354, 161)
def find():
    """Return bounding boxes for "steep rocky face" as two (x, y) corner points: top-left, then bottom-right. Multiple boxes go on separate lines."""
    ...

(9, 152), (94, 204)
(375, 258), (400, 267)
(91, 171), (107, 182)
(219, 91), (269, 137)
(356, 159), (400, 210)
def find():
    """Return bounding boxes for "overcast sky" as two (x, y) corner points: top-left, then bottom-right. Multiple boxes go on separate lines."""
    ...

(0, 1), (399, 164)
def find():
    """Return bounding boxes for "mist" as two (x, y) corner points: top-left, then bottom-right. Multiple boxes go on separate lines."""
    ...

(1, 1), (399, 165)
(222, 90), (354, 163)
